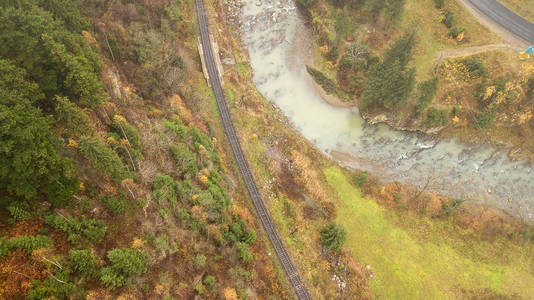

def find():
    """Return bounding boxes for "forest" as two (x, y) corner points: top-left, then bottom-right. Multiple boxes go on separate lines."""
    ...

(0, 0), (288, 298)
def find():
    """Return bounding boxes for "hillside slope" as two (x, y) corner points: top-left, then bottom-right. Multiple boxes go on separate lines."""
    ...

(0, 0), (290, 299)
(299, 0), (534, 162)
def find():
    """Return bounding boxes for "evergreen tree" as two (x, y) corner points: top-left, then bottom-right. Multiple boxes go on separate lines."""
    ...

(335, 9), (352, 37)
(365, 0), (386, 19)
(0, 59), (78, 202)
(0, 5), (106, 107)
(99, 248), (147, 289)
(320, 223), (347, 252)
(383, 31), (416, 68)
(385, 0), (406, 26)
(416, 77), (439, 115)
(78, 135), (127, 182)
(360, 32), (416, 111)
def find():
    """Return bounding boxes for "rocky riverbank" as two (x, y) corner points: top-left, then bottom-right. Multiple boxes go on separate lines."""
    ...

(222, 0), (534, 223)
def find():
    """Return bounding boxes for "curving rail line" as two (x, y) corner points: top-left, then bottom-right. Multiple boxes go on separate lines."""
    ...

(193, 0), (311, 299)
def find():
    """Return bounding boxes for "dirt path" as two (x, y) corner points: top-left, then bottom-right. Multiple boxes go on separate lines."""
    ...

(437, 43), (518, 59)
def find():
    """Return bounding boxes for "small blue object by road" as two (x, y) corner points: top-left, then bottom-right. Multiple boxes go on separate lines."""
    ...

(525, 45), (534, 54)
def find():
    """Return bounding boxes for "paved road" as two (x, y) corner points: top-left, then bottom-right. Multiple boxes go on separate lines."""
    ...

(467, 0), (534, 44)
(193, 0), (311, 299)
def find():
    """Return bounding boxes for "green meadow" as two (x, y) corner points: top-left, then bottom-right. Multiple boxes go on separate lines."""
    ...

(325, 167), (534, 299)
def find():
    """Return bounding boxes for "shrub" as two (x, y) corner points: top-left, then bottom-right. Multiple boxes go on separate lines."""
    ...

(452, 105), (461, 116)
(223, 218), (257, 245)
(476, 109), (495, 128)
(7, 202), (32, 223)
(449, 26), (466, 39)
(235, 242), (253, 263)
(306, 66), (338, 95)
(393, 192), (402, 203)
(153, 234), (170, 253)
(158, 208), (168, 222)
(78, 135), (127, 181)
(441, 199), (464, 215)
(0, 239), (8, 258)
(169, 143), (198, 177)
(327, 44), (339, 62)
(526, 76), (534, 98)
(111, 117), (143, 160)
(193, 254), (206, 269)
(45, 213), (107, 245)
(203, 275), (216, 288)
(195, 283), (205, 294)
(355, 171), (368, 187)
(175, 180), (196, 204)
(69, 249), (97, 276)
(190, 126), (212, 152)
(442, 12), (454, 28)
(100, 248), (147, 289)
(229, 267), (254, 282)
(349, 74), (365, 92)
(434, 0), (445, 8)
(27, 274), (77, 300)
(335, 10), (352, 37)
(175, 207), (191, 222)
(100, 195), (125, 214)
(153, 173), (177, 204)
(297, 0), (316, 8)
(0, 235), (53, 258)
(368, 56), (380, 66)
(320, 223), (347, 251)
(242, 228), (257, 245)
(54, 95), (91, 136)
(195, 191), (219, 222)
(80, 197), (91, 212)
(162, 118), (188, 139)
(206, 173), (231, 208)
(8, 235), (53, 253)
(136, 197), (147, 208)
(416, 77), (439, 115)
(474, 78), (491, 101)
(463, 58), (486, 78)
(425, 108), (449, 127)
(385, 0), (407, 26)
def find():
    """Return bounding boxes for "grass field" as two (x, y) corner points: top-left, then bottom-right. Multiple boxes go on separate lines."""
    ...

(498, 0), (534, 23)
(399, 0), (501, 81)
(325, 166), (534, 299)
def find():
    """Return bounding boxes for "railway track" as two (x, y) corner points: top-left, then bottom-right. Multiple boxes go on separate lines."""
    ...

(193, 0), (312, 299)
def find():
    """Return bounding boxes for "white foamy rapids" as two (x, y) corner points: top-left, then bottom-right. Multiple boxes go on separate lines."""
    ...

(240, 0), (534, 222)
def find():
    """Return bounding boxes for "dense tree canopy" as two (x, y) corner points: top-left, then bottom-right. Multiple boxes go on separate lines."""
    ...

(0, 59), (78, 203)
(0, 3), (106, 107)
(360, 32), (416, 111)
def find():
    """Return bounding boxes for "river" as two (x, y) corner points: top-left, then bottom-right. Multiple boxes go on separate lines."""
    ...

(239, 0), (534, 222)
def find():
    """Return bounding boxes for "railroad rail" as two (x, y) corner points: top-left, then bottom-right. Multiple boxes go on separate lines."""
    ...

(194, 0), (311, 299)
